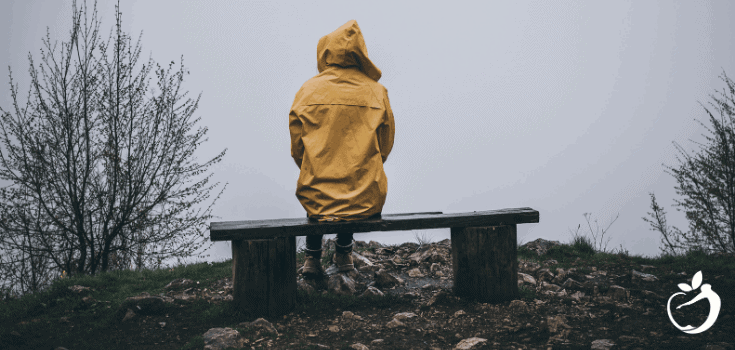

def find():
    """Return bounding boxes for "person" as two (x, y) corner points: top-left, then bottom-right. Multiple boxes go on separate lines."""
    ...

(289, 20), (395, 279)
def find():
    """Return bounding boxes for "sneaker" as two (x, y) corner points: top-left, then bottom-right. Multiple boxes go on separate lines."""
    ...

(332, 251), (355, 272)
(302, 255), (325, 279)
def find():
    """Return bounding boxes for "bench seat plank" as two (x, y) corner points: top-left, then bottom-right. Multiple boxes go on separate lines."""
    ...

(210, 207), (538, 240)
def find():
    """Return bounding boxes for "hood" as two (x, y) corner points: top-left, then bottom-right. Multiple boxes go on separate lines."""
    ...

(316, 20), (382, 82)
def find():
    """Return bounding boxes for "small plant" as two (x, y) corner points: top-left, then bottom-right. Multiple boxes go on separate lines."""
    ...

(567, 212), (619, 255)
(413, 230), (434, 248)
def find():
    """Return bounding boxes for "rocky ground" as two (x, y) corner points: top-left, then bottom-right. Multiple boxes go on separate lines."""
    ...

(15, 238), (735, 350)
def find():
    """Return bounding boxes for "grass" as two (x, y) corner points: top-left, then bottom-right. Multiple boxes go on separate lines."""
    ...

(2, 217), (734, 349)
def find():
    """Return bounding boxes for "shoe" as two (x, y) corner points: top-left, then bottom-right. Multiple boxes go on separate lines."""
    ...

(332, 251), (355, 272)
(302, 254), (325, 279)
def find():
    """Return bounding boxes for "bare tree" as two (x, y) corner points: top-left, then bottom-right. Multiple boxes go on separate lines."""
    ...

(643, 70), (735, 258)
(0, 0), (227, 300)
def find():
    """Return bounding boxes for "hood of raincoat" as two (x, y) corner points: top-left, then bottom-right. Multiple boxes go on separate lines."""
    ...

(316, 20), (382, 82)
(289, 20), (395, 222)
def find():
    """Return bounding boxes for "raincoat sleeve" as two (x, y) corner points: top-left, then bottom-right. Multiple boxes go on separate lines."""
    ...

(289, 89), (305, 168)
(377, 87), (395, 163)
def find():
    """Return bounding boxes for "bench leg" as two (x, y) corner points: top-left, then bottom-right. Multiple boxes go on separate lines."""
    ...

(231, 236), (296, 317)
(451, 225), (519, 303)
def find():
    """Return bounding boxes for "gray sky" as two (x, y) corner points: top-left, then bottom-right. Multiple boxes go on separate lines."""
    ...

(1, 0), (733, 269)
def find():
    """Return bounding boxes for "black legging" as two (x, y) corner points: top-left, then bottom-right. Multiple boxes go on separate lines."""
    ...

(306, 233), (353, 251)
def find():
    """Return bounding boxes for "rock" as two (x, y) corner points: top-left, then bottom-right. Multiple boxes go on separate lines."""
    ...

(298, 279), (317, 294)
(536, 268), (555, 282)
(374, 269), (403, 288)
(386, 318), (405, 328)
(164, 278), (195, 290)
(358, 265), (380, 274)
(241, 317), (279, 336)
(120, 292), (170, 316)
(561, 277), (583, 289)
(606, 285), (628, 301)
(407, 267), (424, 277)
(517, 272), (537, 286)
(328, 273), (357, 296)
(520, 238), (562, 256)
(121, 308), (136, 322)
(68, 285), (92, 294)
(328, 325), (339, 332)
(454, 337), (488, 349)
(342, 311), (363, 320)
(430, 262), (441, 273)
(408, 247), (448, 265)
(547, 315), (573, 333)
(202, 327), (248, 350)
(324, 265), (340, 275)
(393, 312), (418, 321)
(453, 310), (466, 317)
(509, 300), (527, 313)
(360, 286), (384, 297)
(350, 343), (369, 350)
(370, 339), (384, 345)
(590, 339), (616, 350)
(352, 252), (374, 268)
(423, 290), (450, 308)
(631, 269), (659, 282)
(539, 281), (562, 292)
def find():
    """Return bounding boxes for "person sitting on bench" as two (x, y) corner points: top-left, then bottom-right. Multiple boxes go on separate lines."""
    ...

(289, 19), (395, 278)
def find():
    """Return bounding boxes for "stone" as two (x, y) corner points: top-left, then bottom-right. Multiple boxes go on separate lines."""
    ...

(408, 247), (447, 265)
(454, 337), (488, 349)
(360, 286), (384, 297)
(590, 339), (616, 350)
(520, 238), (562, 256)
(164, 278), (195, 290)
(386, 318), (405, 328)
(430, 262), (441, 273)
(351, 252), (374, 268)
(298, 279), (317, 294)
(517, 272), (536, 286)
(202, 327), (248, 350)
(539, 281), (562, 292)
(423, 290), (449, 308)
(631, 269), (659, 282)
(407, 267), (424, 277)
(374, 269), (403, 288)
(606, 285), (628, 301)
(240, 317), (279, 336)
(68, 285), (92, 294)
(350, 343), (369, 350)
(547, 315), (573, 333)
(536, 268), (555, 282)
(393, 312), (418, 321)
(119, 292), (171, 316)
(121, 308), (136, 322)
(328, 273), (356, 296)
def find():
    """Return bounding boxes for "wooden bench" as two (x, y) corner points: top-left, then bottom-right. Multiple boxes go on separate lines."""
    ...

(209, 207), (539, 317)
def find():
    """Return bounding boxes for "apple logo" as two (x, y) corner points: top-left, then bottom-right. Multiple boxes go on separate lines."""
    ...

(667, 270), (721, 334)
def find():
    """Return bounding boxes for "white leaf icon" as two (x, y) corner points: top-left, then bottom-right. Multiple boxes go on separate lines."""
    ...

(692, 271), (703, 290)
(678, 283), (692, 292)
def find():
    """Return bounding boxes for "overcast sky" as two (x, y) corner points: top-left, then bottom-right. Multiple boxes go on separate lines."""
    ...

(1, 0), (734, 269)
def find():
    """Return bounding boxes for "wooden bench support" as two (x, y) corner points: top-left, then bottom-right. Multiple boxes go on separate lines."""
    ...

(231, 237), (296, 317)
(212, 208), (538, 316)
(451, 225), (519, 303)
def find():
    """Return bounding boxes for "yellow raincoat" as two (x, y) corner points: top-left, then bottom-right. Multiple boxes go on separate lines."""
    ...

(289, 20), (395, 222)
